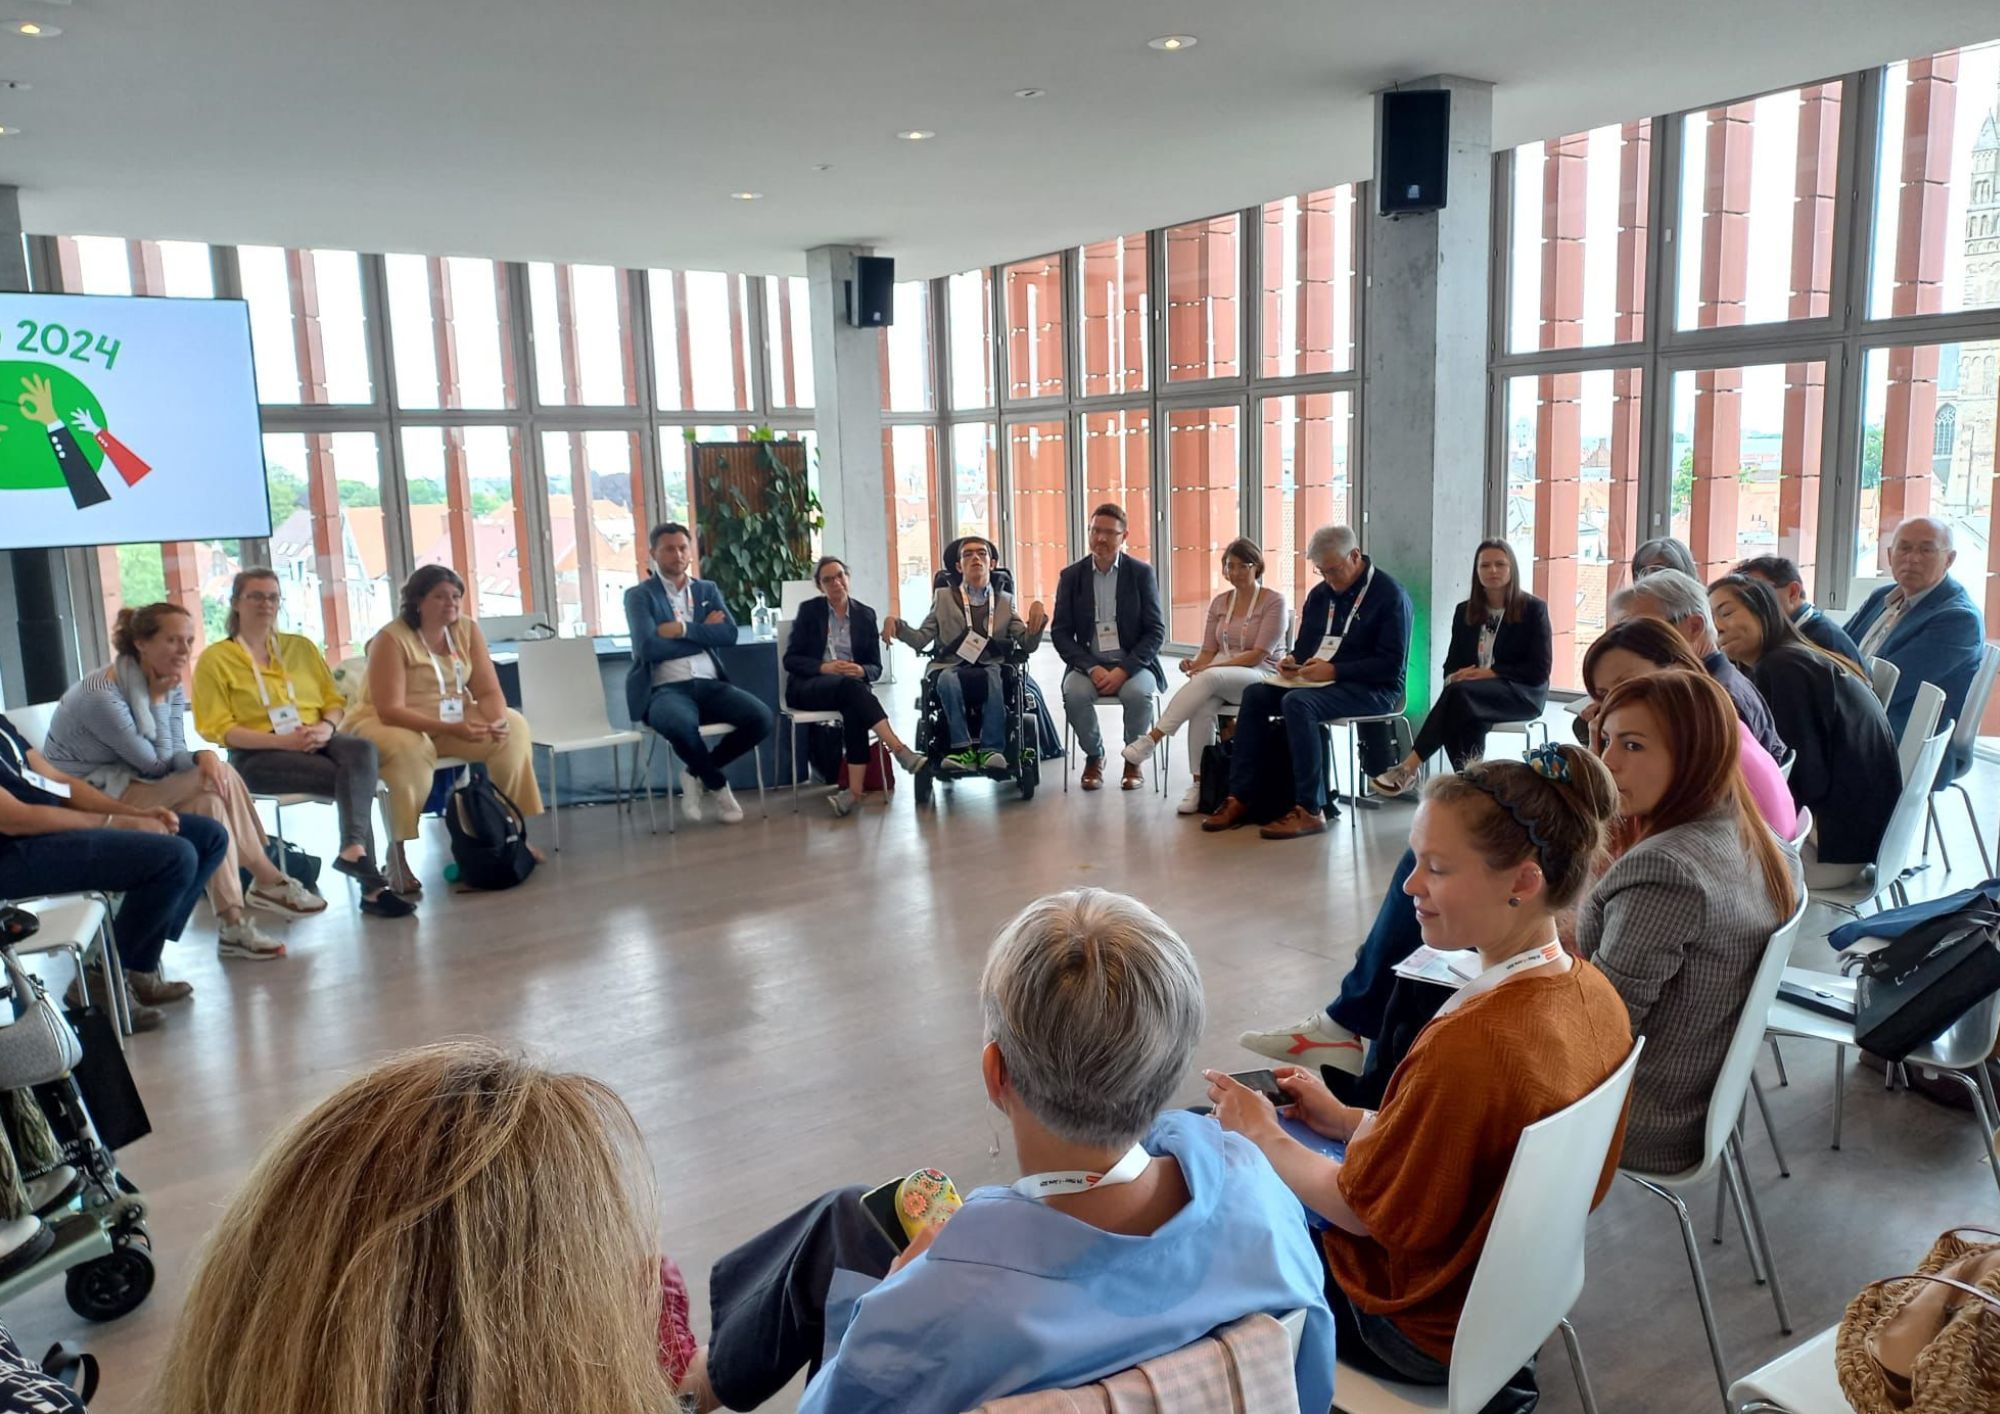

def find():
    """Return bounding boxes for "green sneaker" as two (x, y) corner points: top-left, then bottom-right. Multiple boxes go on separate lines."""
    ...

(943, 749), (981, 777)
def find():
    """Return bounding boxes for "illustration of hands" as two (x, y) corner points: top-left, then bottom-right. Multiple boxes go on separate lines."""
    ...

(17, 374), (56, 426)
(68, 408), (101, 438)
(69, 405), (150, 486)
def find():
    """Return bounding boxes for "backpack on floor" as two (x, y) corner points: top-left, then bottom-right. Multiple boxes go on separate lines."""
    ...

(446, 772), (536, 891)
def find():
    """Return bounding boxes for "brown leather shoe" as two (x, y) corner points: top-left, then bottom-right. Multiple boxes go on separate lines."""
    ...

(1121, 762), (1144, 791)
(1260, 805), (1328, 840)
(1202, 797), (1249, 832)
(1080, 757), (1105, 791)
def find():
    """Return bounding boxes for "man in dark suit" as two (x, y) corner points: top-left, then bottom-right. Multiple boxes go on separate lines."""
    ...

(1052, 504), (1167, 791)
(1845, 515), (1987, 785)
(1732, 555), (1864, 667)
(623, 522), (773, 825)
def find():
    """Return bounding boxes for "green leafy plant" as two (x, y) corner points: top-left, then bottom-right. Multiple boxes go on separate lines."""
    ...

(694, 427), (825, 612)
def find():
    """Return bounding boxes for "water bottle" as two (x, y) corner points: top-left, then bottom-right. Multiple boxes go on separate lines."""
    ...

(752, 589), (775, 641)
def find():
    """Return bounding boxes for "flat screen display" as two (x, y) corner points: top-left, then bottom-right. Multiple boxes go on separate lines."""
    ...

(0, 291), (270, 550)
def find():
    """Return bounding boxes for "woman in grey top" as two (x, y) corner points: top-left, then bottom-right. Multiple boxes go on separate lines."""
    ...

(42, 602), (320, 969)
(1577, 667), (1800, 1174)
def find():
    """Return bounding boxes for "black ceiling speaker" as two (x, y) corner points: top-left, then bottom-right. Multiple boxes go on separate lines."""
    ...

(845, 255), (895, 327)
(1377, 89), (1451, 216)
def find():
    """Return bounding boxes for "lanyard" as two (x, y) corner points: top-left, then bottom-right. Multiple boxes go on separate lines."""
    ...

(424, 628), (466, 701)
(1437, 939), (1569, 1017)
(234, 636), (294, 709)
(1012, 1141), (1152, 1200)
(959, 585), (994, 637)
(1223, 587), (1257, 652)
(0, 729), (22, 776)
(1336, 565), (1375, 641)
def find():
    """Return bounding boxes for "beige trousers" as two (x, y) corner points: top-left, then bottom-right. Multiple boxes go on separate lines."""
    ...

(122, 764), (273, 917)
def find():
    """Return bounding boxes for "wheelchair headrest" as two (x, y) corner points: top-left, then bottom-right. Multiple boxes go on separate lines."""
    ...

(934, 537), (1013, 596)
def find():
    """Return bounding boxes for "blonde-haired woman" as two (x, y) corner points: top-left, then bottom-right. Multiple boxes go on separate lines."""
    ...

(156, 1041), (692, 1414)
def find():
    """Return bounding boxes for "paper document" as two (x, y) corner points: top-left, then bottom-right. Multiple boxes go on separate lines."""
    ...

(1392, 945), (1481, 989)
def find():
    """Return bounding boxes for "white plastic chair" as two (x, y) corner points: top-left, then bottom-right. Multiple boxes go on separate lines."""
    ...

(1866, 655), (1901, 710)
(1896, 681), (1945, 786)
(1332, 1038), (1643, 1414)
(1622, 895), (1810, 1410)
(1486, 716), (1552, 755)
(7, 893), (130, 1042)
(1814, 724), (1952, 919)
(774, 618), (854, 812)
(1727, 1326), (1843, 1412)
(6, 702), (57, 753)
(1925, 641), (2000, 876)
(516, 636), (653, 850)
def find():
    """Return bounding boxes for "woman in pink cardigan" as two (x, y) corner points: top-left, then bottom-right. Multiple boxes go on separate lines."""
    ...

(1123, 539), (1287, 814)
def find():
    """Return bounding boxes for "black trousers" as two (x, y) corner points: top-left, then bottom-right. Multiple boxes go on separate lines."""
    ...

(787, 675), (888, 765)
(706, 1185), (898, 1410)
(1409, 679), (1545, 770)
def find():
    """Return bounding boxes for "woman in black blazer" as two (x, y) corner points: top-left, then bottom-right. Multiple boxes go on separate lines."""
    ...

(1708, 574), (1900, 886)
(1371, 540), (1552, 796)
(784, 557), (925, 816)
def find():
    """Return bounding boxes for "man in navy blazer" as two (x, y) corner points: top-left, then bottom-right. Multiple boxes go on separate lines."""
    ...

(1845, 515), (1986, 785)
(1052, 504), (1167, 791)
(623, 522), (773, 824)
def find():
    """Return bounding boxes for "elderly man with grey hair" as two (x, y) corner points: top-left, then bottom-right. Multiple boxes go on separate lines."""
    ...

(1845, 515), (1986, 784)
(694, 888), (1335, 1414)
(1204, 525), (1413, 839)
(1605, 567), (1786, 761)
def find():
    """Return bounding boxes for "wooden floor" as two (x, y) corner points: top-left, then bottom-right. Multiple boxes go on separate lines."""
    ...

(11, 686), (2000, 1412)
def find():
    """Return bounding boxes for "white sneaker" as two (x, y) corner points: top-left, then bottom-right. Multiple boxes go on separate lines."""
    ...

(713, 784), (745, 824)
(1122, 734), (1159, 765)
(246, 876), (326, 917)
(1370, 764), (1419, 798)
(1177, 781), (1204, 815)
(218, 916), (287, 960)
(827, 789), (856, 818)
(678, 770), (706, 823)
(1237, 1011), (1367, 1075)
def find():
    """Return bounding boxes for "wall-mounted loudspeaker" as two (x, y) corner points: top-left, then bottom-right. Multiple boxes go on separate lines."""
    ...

(845, 255), (895, 327)
(1376, 89), (1451, 216)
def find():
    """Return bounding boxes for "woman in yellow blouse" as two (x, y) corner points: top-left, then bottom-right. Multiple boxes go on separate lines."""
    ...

(341, 565), (543, 894)
(193, 570), (413, 918)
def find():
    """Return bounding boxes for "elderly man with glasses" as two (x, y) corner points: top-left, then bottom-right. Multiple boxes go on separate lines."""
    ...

(1846, 515), (1986, 784)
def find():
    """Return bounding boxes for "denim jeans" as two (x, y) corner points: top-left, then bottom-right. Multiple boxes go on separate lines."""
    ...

(934, 665), (1006, 752)
(1327, 848), (1423, 1037)
(0, 815), (227, 972)
(643, 679), (774, 790)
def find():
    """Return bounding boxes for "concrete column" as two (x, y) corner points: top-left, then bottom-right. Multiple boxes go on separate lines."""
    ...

(806, 245), (891, 613)
(1362, 76), (1493, 722)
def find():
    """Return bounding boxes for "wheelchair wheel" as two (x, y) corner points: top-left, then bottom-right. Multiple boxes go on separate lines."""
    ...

(1018, 750), (1039, 801)
(65, 1239), (154, 1321)
(914, 766), (934, 806)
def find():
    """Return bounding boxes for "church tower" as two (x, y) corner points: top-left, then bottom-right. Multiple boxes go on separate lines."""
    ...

(1937, 82), (1999, 502)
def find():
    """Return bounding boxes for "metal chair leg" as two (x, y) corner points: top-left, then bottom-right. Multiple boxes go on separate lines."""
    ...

(1928, 798), (1953, 874)
(1720, 1152), (1767, 1285)
(1558, 1318), (1601, 1414)
(1939, 1064), (2000, 1205)
(546, 745), (562, 852)
(1768, 1035), (1789, 1087)
(790, 718), (803, 813)
(1630, 1177), (1732, 1411)
(1729, 1135), (1794, 1334)
(1951, 781), (1994, 878)
(1750, 1073), (1790, 1178)
(1834, 1044), (1847, 1150)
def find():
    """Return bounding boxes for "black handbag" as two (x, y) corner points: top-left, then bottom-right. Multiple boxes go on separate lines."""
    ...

(52, 1004), (151, 1152)
(239, 839), (321, 895)
(1854, 911), (2000, 1061)
(1196, 741), (1233, 816)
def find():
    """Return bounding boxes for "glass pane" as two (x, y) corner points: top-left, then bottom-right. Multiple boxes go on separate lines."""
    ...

(1857, 342), (2000, 611)
(1004, 255), (1064, 400)
(1261, 188), (1360, 375)
(1081, 410), (1152, 565)
(263, 431), (387, 663)
(883, 425), (940, 619)
(541, 430), (645, 637)
(1006, 420), (1068, 604)
(1676, 84), (1843, 331)
(950, 422), (1000, 542)
(400, 426), (531, 623)
(1668, 361), (1827, 586)
(1077, 233), (1149, 396)
(1260, 393), (1354, 616)
(669, 425), (761, 540)
(237, 246), (374, 404)
(1504, 370), (1645, 692)
(383, 254), (513, 410)
(56, 236), (213, 297)
(527, 262), (634, 406)
(1871, 41), (2000, 319)
(947, 268), (996, 410)
(882, 280), (934, 412)
(764, 274), (814, 409)
(1507, 123), (1652, 353)
(1165, 214), (1241, 383)
(1165, 405), (1242, 643)
(647, 270), (754, 412)
(95, 539), (240, 649)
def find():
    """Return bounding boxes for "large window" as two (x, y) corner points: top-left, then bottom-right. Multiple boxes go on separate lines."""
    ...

(1006, 420), (1068, 604)
(1870, 41), (2000, 320)
(542, 430), (645, 635)
(528, 262), (635, 406)
(1261, 392), (1354, 617)
(1261, 188), (1359, 375)
(1077, 233), (1148, 396)
(764, 275), (814, 409)
(1508, 123), (1652, 353)
(951, 423), (1000, 543)
(649, 270), (755, 412)
(1858, 340), (2000, 595)
(884, 425), (940, 617)
(882, 281), (934, 413)
(239, 246), (374, 404)
(947, 268), (995, 410)
(384, 254), (514, 409)
(265, 431), (387, 664)
(1669, 361), (1827, 582)
(1164, 405), (1242, 642)
(1503, 371), (1644, 690)
(401, 427), (532, 622)
(1081, 411), (1152, 564)
(1004, 255), (1064, 401)
(1165, 215), (1240, 383)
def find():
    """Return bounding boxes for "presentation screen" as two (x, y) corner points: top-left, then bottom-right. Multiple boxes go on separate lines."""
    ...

(0, 291), (270, 550)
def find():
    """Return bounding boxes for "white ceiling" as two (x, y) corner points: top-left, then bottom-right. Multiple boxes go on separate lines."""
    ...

(2, 0), (1998, 279)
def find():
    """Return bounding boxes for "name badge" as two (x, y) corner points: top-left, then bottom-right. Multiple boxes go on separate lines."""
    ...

(438, 697), (466, 725)
(269, 703), (304, 736)
(955, 631), (990, 664)
(21, 768), (70, 799)
(1095, 622), (1121, 654)
(1312, 635), (1342, 663)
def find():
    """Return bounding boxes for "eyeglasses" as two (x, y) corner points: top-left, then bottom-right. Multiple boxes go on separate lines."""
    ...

(1890, 542), (1945, 557)
(239, 592), (281, 606)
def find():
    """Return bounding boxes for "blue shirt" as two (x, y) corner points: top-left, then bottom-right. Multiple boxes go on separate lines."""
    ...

(797, 1110), (1335, 1414)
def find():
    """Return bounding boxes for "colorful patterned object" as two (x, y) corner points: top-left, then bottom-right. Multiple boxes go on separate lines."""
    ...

(894, 1168), (963, 1242)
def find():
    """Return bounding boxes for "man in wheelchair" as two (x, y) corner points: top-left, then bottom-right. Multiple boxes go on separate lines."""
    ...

(884, 539), (1048, 779)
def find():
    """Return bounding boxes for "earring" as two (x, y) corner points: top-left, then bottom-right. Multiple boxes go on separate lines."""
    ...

(1507, 897), (1520, 908)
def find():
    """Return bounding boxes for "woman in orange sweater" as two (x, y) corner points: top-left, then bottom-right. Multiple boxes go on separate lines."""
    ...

(1208, 745), (1634, 1396)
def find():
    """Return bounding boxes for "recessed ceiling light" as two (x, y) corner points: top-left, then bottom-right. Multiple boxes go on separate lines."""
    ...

(9, 20), (58, 36)
(1147, 34), (1197, 51)
(812, 163), (834, 172)
(895, 129), (936, 141)
(730, 191), (763, 201)
(0, 79), (28, 91)
(1014, 88), (1047, 99)
(0, 126), (19, 137)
